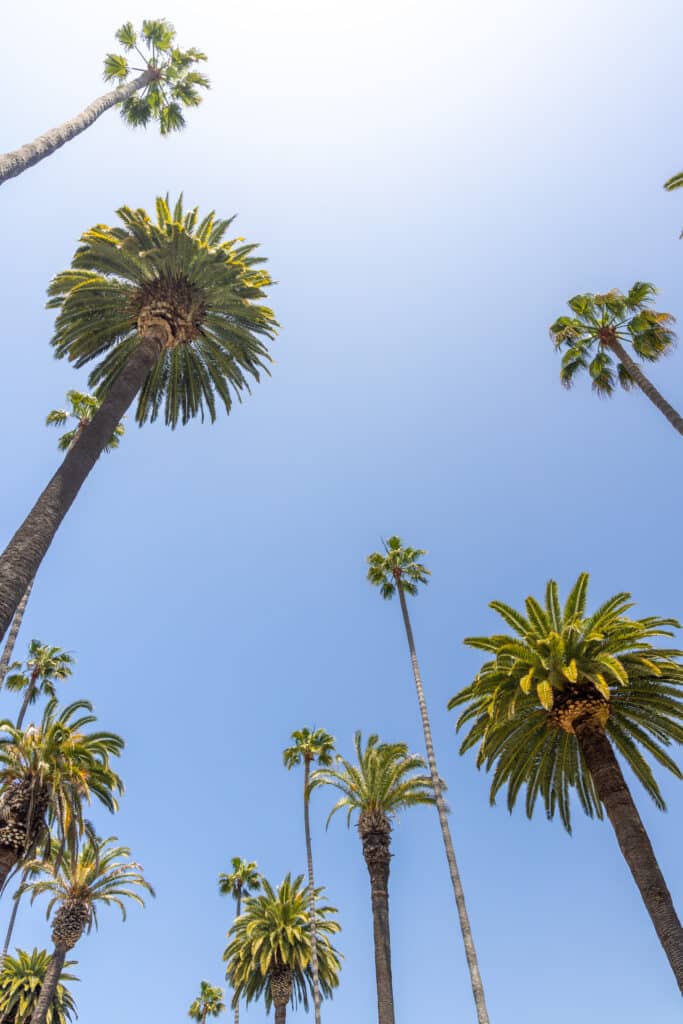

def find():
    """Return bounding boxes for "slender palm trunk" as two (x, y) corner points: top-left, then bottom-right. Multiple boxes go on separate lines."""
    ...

(397, 584), (490, 1024)
(233, 889), (242, 1024)
(0, 330), (165, 644)
(0, 582), (32, 688)
(16, 672), (38, 731)
(274, 1005), (286, 1024)
(0, 875), (27, 965)
(605, 337), (683, 436)
(303, 759), (323, 1024)
(0, 71), (155, 186)
(575, 716), (683, 992)
(361, 826), (395, 1024)
(29, 945), (67, 1024)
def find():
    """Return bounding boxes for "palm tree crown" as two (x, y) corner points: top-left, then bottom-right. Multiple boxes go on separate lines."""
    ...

(0, 948), (78, 1024)
(46, 391), (124, 453)
(366, 536), (430, 599)
(449, 572), (683, 830)
(218, 858), (261, 904)
(283, 729), (335, 771)
(223, 874), (341, 1014)
(188, 981), (226, 1022)
(549, 282), (676, 395)
(47, 195), (277, 428)
(5, 642), (74, 720)
(103, 19), (209, 135)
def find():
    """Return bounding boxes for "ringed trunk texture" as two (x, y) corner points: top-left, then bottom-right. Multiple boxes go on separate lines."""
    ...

(0, 581), (32, 688)
(575, 715), (683, 993)
(361, 824), (395, 1024)
(0, 331), (165, 645)
(274, 1004), (287, 1024)
(270, 966), (291, 1024)
(397, 585), (490, 1024)
(303, 759), (323, 1024)
(606, 337), (683, 436)
(233, 889), (242, 1024)
(28, 945), (67, 1024)
(0, 71), (154, 186)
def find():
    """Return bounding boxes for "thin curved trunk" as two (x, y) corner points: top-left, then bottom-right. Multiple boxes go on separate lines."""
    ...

(303, 759), (322, 1024)
(0, 71), (155, 186)
(233, 889), (242, 1024)
(28, 944), (67, 1024)
(397, 584), (490, 1024)
(362, 829), (395, 1024)
(16, 671), (38, 731)
(606, 337), (683, 436)
(0, 582), (32, 688)
(0, 873), (27, 965)
(575, 716), (683, 993)
(0, 331), (165, 645)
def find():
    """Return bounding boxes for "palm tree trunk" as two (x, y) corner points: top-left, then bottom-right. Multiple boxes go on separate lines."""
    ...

(274, 1005), (286, 1024)
(362, 829), (395, 1024)
(0, 874), (26, 965)
(0, 851), (18, 897)
(0, 329), (166, 645)
(16, 672), (38, 731)
(29, 945), (67, 1024)
(605, 337), (683, 436)
(303, 759), (323, 1024)
(0, 71), (155, 186)
(233, 890), (241, 1024)
(0, 582), (32, 688)
(397, 584), (490, 1024)
(575, 716), (683, 993)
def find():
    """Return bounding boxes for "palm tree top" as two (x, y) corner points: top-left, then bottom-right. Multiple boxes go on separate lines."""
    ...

(46, 391), (124, 453)
(366, 535), (430, 599)
(103, 19), (209, 135)
(0, 947), (78, 1024)
(47, 194), (278, 428)
(450, 572), (683, 830)
(283, 727), (336, 769)
(218, 857), (261, 901)
(5, 641), (74, 702)
(549, 282), (676, 395)
(311, 731), (435, 830)
(188, 981), (226, 1021)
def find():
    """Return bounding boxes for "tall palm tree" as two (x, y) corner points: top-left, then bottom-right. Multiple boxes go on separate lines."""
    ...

(0, 195), (277, 644)
(5, 644), (74, 731)
(217, 858), (261, 1024)
(449, 572), (683, 993)
(0, 948), (78, 1024)
(223, 874), (341, 1024)
(188, 982), (226, 1024)
(311, 732), (432, 1024)
(0, 20), (209, 186)
(367, 536), (490, 1024)
(283, 728), (335, 1024)
(549, 282), (683, 435)
(0, 699), (123, 892)
(20, 836), (153, 1024)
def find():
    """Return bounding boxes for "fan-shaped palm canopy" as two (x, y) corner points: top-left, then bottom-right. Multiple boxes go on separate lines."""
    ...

(449, 573), (683, 830)
(5, 642), (73, 706)
(549, 283), (676, 395)
(223, 874), (341, 1012)
(0, 948), (78, 1024)
(47, 195), (277, 428)
(188, 981), (226, 1021)
(103, 19), (209, 135)
(283, 728), (335, 770)
(45, 392), (124, 453)
(366, 536), (430, 600)
(218, 858), (261, 902)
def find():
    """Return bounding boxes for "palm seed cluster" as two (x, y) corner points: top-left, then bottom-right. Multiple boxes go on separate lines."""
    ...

(0, 11), (682, 1024)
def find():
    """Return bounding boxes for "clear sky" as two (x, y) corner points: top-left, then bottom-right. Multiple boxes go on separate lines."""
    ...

(1, 0), (683, 1020)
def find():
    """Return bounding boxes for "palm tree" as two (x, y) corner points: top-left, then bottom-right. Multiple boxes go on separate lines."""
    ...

(449, 572), (683, 992)
(0, 588), (32, 692)
(5, 644), (74, 731)
(367, 536), (490, 1024)
(0, 699), (123, 892)
(283, 728), (335, 1024)
(224, 874), (341, 1024)
(311, 733), (432, 1024)
(20, 836), (153, 1024)
(188, 982), (226, 1024)
(0, 195), (277, 644)
(549, 282), (683, 435)
(0, 20), (209, 186)
(217, 858), (261, 1024)
(0, 948), (78, 1024)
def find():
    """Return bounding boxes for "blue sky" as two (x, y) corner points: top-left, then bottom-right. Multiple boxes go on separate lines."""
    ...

(1, 0), (683, 1019)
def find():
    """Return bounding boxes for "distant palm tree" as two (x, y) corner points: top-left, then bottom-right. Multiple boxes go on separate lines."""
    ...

(311, 732), (432, 1024)
(450, 573), (683, 993)
(5, 643), (74, 730)
(283, 728), (335, 1024)
(0, 948), (78, 1024)
(218, 858), (261, 1024)
(224, 874), (341, 1024)
(549, 282), (683, 434)
(367, 536), (490, 1024)
(0, 19), (209, 186)
(20, 836), (153, 1024)
(188, 981), (226, 1024)
(0, 195), (277, 644)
